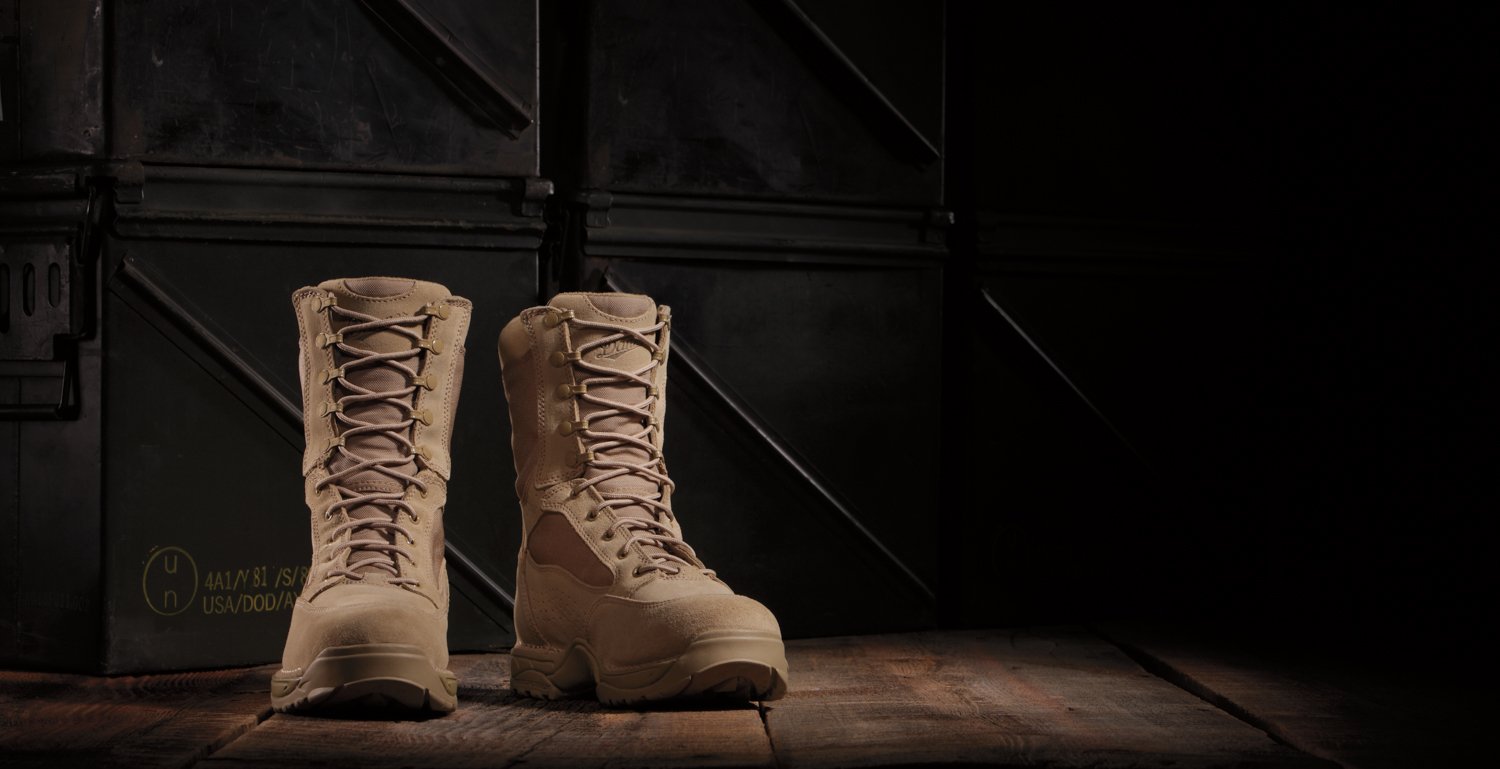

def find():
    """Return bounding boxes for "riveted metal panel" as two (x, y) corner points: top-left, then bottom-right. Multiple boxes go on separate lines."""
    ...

(111, 0), (537, 176)
(570, 0), (943, 206)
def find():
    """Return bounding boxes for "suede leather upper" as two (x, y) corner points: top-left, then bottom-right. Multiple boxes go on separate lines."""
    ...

(280, 278), (470, 675)
(499, 293), (781, 674)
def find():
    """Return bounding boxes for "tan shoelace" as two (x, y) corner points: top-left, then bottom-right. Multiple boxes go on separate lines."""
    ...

(316, 305), (431, 586)
(560, 314), (714, 578)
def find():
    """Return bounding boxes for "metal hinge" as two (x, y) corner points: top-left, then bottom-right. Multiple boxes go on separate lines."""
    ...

(110, 160), (146, 205)
(522, 177), (554, 218)
(574, 189), (613, 229)
(923, 209), (954, 245)
(0, 358), (80, 420)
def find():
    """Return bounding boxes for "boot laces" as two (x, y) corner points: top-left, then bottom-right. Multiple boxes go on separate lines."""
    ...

(562, 315), (714, 578)
(315, 305), (431, 585)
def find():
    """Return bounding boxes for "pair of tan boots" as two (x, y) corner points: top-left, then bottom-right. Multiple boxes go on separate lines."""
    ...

(268, 277), (788, 712)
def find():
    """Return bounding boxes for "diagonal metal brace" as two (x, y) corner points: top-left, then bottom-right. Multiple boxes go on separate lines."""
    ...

(979, 284), (1160, 479)
(602, 271), (937, 604)
(749, 0), (941, 163)
(110, 257), (517, 610)
(357, 0), (535, 138)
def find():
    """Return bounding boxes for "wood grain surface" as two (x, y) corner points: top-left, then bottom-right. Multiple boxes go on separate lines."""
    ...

(200, 654), (776, 769)
(763, 628), (1334, 769)
(11, 628), (1446, 769)
(1098, 621), (1488, 769)
(0, 664), (274, 769)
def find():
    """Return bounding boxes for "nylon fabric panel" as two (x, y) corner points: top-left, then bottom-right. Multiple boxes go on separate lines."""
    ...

(295, 288), (339, 477)
(527, 512), (614, 587)
(409, 298), (471, 481)
(501, 347), (539, 495)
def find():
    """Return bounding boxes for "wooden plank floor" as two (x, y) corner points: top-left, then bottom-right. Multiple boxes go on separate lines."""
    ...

(1098, 622), (1490, 769)
(0, 665), (271, 769)
(764, 628), (1327, 769)
(204, 654), (775, 769)
(0, 626), (1458, 769)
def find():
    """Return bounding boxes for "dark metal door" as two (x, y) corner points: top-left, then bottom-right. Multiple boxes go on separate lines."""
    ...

(542, 0), (949, 636)
(3, 0), (541, 672)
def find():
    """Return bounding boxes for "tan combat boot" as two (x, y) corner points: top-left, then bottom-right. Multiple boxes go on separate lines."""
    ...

(498, 292), (789, 705)
(271, 277), (471, 713)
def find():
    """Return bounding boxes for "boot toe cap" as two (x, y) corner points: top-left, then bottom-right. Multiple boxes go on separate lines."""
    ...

(590, 593), (782, 671)
(280, 585), (448, 672)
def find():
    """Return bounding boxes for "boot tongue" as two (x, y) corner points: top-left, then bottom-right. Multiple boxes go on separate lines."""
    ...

(324, 278), (451, 354)
(321, 277), (452, 575)
(549, 293), (666, 519)
(548, 292), (656, 371)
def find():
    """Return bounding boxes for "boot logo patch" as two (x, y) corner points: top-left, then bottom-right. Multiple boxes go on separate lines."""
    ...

(596, 340), (635, 359)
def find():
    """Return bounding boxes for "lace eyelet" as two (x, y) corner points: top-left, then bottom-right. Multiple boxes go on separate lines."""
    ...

(632, 566), (646, 577)
(586, 510), (598, 521)
(602, 530), (613, 541)
(616, 549), (628, 559)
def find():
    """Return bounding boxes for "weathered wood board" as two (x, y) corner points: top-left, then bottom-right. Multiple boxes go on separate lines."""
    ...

(1098, 622), (1489, 769)
(199, 654), (777, 769)
(0, 664), (273, 769)
(763, 628), (1334, 769)
(11, 628), (1447, 769)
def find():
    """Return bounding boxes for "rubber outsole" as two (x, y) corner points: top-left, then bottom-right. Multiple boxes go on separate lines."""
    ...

(509, 630), (789, 706)
(271, 643), (458, 713)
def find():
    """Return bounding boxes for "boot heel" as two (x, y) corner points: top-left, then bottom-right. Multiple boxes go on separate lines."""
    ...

(510, 643), (598, 699)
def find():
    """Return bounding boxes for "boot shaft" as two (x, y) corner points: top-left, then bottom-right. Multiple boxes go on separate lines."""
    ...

(294, 277), (470, 485)
(499, 292), (728, 604)
(498, 294), (790, 705)
(292, 277), (471, 591)
(276, 276), (469, 713)
(497, 292), (672, 524)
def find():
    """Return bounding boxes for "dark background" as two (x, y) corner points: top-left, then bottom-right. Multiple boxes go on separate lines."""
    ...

(944, 4), (1491, 660)
(1, 0), (1490, 672)
(945, 3), (1491, 642)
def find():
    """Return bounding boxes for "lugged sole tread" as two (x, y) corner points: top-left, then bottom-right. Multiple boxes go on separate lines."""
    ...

(271, 644), (458, 714)
(510, 634), (789, 707)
